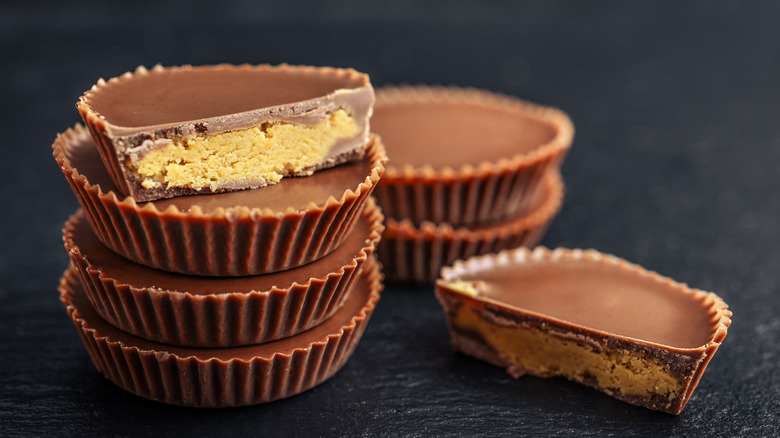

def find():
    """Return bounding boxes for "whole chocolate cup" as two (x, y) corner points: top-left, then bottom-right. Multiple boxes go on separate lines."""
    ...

(63, 198), (383, 347)
(372, 86), (574, 228)
(435, 247), (732, 414)
(378, 170), (563, 283)
(58, 256), (383, 408)
(53, 124), (386, 276)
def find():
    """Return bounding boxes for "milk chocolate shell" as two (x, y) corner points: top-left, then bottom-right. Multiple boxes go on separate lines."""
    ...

(53, 124), (386, 276)
(435, 247), (732, 414)
(59, 256), (383, 407)
(378, 170), (563, 283)
(78, 64), (375, 201)
(63, 198), (383, 347)
(372, 86), (573, 227)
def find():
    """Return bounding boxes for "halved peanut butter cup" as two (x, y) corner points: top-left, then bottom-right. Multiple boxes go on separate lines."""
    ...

(372, 86), (573, 227)
(53, 124), (386, 276)
(78, 64), (375, 202)
(435, 247), (732, 414)
(378, 170), (563, 283)
(58, 255), (383, 407)
(63, 198), (383, 347)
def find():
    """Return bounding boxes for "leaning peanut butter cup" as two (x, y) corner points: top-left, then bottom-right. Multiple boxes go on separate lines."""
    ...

(63, 197), (383, 347)
(58, 255), (383, 407)
(53, 124), (386, 276)
(78, 64), (375, 202)
(435, 247), (732, 415)
(372, 86), (573, 227)
(379, 170), (563, 283)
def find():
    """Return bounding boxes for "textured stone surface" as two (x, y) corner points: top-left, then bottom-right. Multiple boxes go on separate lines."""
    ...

(1, 1), (779, 436)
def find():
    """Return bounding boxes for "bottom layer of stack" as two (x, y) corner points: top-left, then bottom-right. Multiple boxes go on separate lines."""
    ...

(59, 256), (383, 407)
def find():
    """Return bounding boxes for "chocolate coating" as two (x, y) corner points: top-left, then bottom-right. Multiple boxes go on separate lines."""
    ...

(436, 247), (732, 414)
(86, 65), (369, 129)
(66, 121), (377, 213)
(77, 64), (375, 201)
(373, 100), (554, 169)
(67, 201), (377, 295)
(63, 197), (383, 347)
(58, 258), (383, 407)
(66, 262), (378, 360)
(379, 170), (563, 283)
(371, 86), (574, 227)
(455, 258), (716, 349)
(54, 124), (386, 276)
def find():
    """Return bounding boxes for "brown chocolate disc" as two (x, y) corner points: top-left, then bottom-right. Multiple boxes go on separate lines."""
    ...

(372, 86), (573, 227)
(59, 256), (383, 407)
(53, 124), (386, 276)
(436, 247), (732, 414)
(64, 198), (384, 347)
(379, 170), (563, 283)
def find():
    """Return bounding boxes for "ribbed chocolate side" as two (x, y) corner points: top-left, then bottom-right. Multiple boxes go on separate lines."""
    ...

(53, 125), (387, 276)
(374, 150), (558, 227)
(58, 257), (383, 408)
(378, 171), (563, 283)
(373, 86), (574, 228)
(436, 246), (733, 414)
(63, 199), (384, 347)
(80, 120), (132, 196)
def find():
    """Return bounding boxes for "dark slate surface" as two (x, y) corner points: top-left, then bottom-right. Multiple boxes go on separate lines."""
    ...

(1, 1), (778, 436)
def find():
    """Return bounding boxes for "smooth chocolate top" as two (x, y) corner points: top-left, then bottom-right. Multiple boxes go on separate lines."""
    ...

(372, 95), (558, 169)
(67, 205), (376, 294)
(63, 263), (377, 361)
(65, 125), (377, 212)
(87, 65), (369, 128)
(450, 258), (717, 349)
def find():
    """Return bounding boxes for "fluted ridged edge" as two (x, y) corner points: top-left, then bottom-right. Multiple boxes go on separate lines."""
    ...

(373, 86), (574, 227)
(378, 171), (563, 283)
(58, 256), (383, 407)
(53, 124), (387, 276)
(63, 198), (385, 347)
(437, 246), (732, 414)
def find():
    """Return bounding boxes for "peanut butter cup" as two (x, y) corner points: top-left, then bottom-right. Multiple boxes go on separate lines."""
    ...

(63, 197), (383, 347)
(78, 64), (375, 201)
(379, 170), (562, 283)
(59, 256), (383, 407)
(372, 86), (573, 227)
(435, 247), (732, 414)
(53, 124), (386, 276)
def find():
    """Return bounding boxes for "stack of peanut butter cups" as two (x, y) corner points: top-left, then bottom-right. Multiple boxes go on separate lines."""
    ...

(372, 86), (574, 283)
(52, 64), (387, 407)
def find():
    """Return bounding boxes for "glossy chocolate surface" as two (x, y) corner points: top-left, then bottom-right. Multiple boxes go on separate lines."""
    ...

(444, 251), (721, 349)
(85, 64), (372, 130)
(67, 203), (376, 295)
(372, 92), (558, 169)
(77, 65), (376, 201)
(64, 261), (379, 361)
(64, 124), (378, 212)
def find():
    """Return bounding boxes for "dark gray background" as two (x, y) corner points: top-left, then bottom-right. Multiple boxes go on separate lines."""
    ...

(1, 1), (778, 436)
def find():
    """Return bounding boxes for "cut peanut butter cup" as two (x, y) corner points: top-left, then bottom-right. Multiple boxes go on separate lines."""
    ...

(63, 197), (383, 347)
(78, 64), (375, 201)
(378, 170), (563, 283)
(53, 124), (386, 276)
(435, 247), (732, 414)
(58, 256), (383, 407)
(372, 86), (573, 227)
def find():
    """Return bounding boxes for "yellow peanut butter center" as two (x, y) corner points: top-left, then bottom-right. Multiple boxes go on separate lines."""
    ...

(131, 109), (359, 190)
(454, 303), (681, 402)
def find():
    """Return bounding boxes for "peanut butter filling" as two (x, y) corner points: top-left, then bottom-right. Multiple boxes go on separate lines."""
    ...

(454, 303), (682, 402)
(130, 109), (359, 190)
